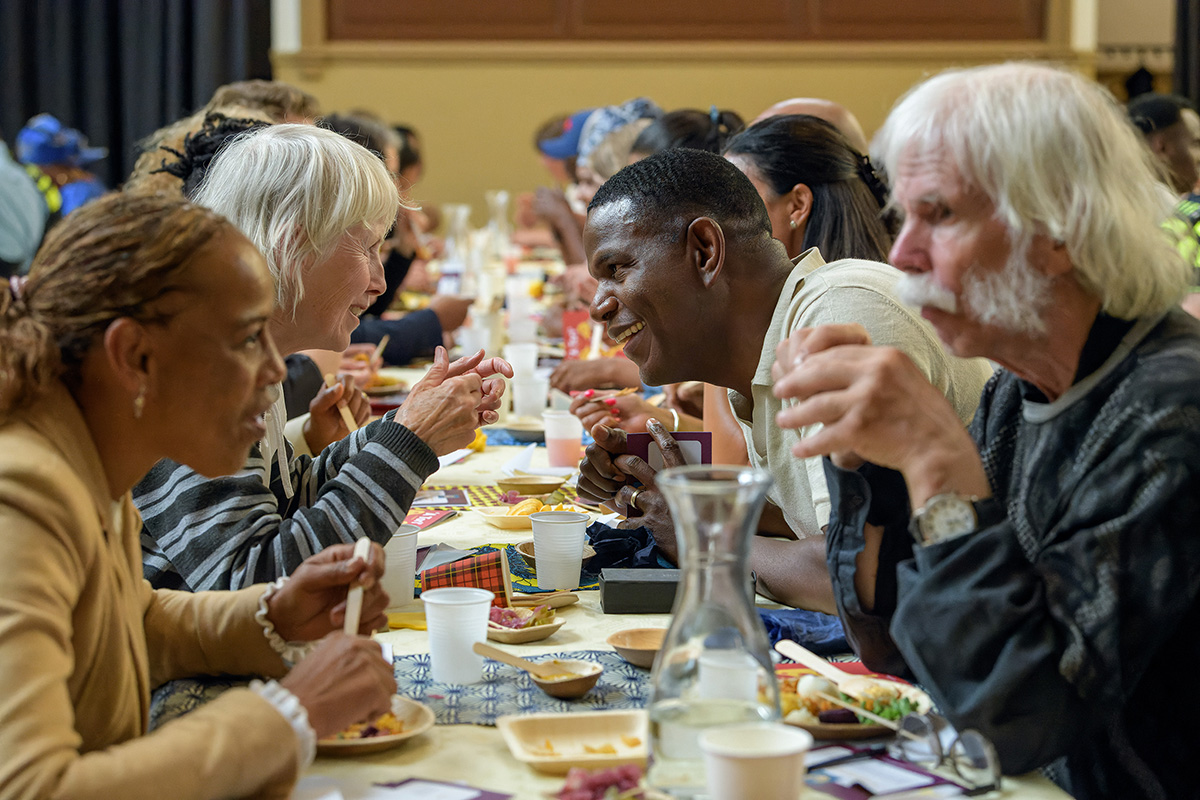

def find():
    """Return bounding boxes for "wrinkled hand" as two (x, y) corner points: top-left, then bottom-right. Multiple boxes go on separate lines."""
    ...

(265, 542), (389, 641)
(549, 357), (641, 393)
(570, 390), (669, 434)
(398, 346), (513, 454)
(280, 633), (397, 739)
(771, 323), (989, 508)
(304, 374), (371, 453)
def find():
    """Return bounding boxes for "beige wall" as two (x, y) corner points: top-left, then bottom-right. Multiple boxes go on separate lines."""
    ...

(274, 33), (1089, 224)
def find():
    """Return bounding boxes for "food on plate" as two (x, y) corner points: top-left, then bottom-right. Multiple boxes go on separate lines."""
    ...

(489, 604), (554, 629)
(778, 674), (925, 726)
(324, 710), (406, 741)
(556, 764), (645, 800)
(364, 373), (403, 390)
(504, 498), (576, 516)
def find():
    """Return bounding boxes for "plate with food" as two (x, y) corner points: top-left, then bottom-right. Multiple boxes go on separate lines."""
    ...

(776, 665), (932, 740)
(316, 695), (435, 756)
(497, 710), (648, 775)
(475, 501), (582, 530)
(362, 372), (408, 396)
(487, 604), (565, 644)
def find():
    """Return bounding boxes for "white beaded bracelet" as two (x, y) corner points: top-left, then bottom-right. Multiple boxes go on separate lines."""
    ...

(255, 577), (317, 667)
(250, 679), (317, 769)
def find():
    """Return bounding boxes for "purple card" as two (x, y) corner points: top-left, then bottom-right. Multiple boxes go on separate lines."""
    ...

(625, 431), (712, 470)
(372, 777), (513, 799)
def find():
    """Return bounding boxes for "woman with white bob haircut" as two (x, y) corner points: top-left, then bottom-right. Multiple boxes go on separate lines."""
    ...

(136, 124), (512, 592)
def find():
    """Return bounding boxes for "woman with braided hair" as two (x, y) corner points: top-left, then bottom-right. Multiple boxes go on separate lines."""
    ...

(0, 192), (399, 799)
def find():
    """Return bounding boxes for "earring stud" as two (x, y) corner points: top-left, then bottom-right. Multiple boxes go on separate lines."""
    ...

(788, 219), (798, 230)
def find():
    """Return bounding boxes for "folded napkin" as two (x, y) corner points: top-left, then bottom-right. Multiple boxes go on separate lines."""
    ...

(501, 443), (576, 477)
(586, 522), (674, 569)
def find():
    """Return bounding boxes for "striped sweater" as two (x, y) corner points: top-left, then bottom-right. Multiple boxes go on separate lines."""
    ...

(136, 406), (438, 591)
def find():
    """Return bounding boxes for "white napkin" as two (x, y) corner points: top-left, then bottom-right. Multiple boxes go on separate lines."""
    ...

(436, 448), (473, 469)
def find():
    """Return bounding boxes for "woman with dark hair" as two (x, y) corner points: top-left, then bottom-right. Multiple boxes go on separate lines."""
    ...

(630, 107), (744, 158)
(722, 113), (892, 262)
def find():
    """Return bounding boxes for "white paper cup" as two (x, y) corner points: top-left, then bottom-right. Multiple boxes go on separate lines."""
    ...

(380, 524), (420, 610)
(542, 410), (584, 467)
(511, 377), (549, 419)
(529, 511), (588, 590)
(502, 342), (539, 378)
(422, 587), (495, 684)
(700, 723), (814, 800)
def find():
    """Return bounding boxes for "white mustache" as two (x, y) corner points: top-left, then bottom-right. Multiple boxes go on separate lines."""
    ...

(895, 272), (958, 314)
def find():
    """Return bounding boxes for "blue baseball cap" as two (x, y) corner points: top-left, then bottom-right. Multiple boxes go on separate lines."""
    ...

(16, 114), (108, 167)
(537, 108), (595, 160)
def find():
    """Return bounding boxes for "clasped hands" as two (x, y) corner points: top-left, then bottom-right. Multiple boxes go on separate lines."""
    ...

(398, 345), (514, 455)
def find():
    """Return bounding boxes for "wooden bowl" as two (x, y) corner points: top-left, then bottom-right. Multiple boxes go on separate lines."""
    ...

(531, 659), (604, 699)
(487, 616), (565, 644)
(515, 539), (596, 570)
(607, 628), (667, 670)
(497, 475), (566, 496)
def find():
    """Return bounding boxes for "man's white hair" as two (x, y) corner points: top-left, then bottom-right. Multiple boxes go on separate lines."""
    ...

(193, 124), (399, 316)
(874, 62), (1190, 320)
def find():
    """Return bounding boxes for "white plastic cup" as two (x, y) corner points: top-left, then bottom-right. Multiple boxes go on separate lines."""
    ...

(502, 342), (539, 378)
(529, 511), (588, 590)
(422, 587), (495, 684)
(542, 410), (584, 467)
(698, 650), (761, 702)
(700, 723), (814, 800)
(511, 377), (550, 419)
(380, 524), (420, 610)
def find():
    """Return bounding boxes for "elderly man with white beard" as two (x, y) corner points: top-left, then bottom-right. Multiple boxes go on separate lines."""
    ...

(771, 63), (1200, 799)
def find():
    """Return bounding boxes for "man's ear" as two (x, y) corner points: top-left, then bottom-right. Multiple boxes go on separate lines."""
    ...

(102, 318), (152, 398)
(686, 217), (725, 288)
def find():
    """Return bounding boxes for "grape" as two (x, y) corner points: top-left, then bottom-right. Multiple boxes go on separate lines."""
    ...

(555, 765), (644, 799)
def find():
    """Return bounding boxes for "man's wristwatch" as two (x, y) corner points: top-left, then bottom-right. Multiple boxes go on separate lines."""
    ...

(909, 493), (979, 546)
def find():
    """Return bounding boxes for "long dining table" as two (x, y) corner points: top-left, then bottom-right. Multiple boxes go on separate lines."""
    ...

(295, 440), (1075, 799)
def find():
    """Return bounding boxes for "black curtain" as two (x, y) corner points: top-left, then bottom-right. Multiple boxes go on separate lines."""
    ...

(0, 0), (272, 188)
(1177, 0), (1200, 105)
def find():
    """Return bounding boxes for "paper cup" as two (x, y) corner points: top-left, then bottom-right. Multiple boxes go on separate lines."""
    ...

(422, 587), (494, 684)
(529, 511), (588, 590)
(502, 342), (539, 378)
(380, 524), (419, 610)
(700, 723), (813, 800)
(542, 410), (584, 467)
(511, 377), (549, 419)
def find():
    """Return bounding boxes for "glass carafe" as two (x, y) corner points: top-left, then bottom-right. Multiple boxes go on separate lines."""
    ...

(647, 465), (780, 797)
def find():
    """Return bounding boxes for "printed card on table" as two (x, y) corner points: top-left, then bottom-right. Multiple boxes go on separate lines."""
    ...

(403, 508), (459, 530)
(625, 431), (712, 470)
(411, 487), (471, 507)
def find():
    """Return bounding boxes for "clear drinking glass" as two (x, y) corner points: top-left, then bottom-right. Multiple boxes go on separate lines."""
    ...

(647, 465), (781, 798)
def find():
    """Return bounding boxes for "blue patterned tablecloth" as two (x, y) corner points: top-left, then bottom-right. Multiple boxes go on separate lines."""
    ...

(396, 649), (649, 726)
(151, 648), (650, 731)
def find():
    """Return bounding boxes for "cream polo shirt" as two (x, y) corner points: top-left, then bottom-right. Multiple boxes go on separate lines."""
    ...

(727, 248), (995, 538)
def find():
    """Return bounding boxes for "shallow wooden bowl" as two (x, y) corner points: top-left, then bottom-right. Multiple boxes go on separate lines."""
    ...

(606, 628), (667, 670)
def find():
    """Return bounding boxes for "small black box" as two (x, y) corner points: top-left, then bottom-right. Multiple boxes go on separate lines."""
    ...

(599, 568), (681, 614)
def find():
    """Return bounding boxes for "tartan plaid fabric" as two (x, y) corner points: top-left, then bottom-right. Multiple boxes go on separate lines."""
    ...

(420, 549), (511, 606)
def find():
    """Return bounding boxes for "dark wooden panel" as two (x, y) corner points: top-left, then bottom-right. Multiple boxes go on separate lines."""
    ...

(811, 0), (1046, 40)
(571, 0), (805, 41)
(325, 0), (1046, 42)
(327, 0), (566, 41)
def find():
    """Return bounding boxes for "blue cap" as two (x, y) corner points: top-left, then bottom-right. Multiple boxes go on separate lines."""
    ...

(15, 114), (108, 167)
(537, 109), (595, 160)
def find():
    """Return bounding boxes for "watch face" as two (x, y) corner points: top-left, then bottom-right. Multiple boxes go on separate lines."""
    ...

(922, 495), (977, 540)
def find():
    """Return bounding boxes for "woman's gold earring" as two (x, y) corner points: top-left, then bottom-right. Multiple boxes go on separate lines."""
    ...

(133, 386), (146, 420)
